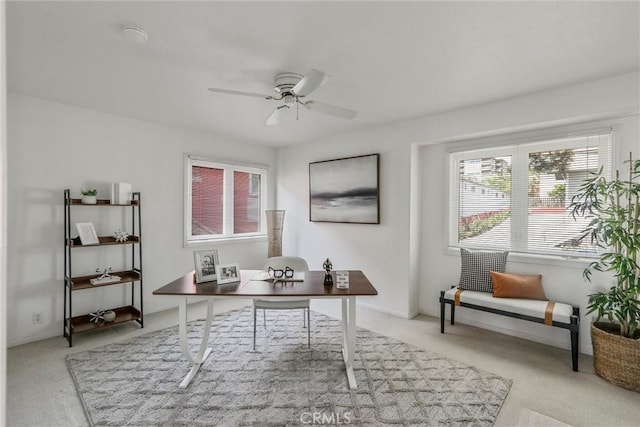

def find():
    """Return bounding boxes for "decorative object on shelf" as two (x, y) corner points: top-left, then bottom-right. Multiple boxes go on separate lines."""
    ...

(193, 249), (219, 283)
(110, 182), (132, 205)
(323, 258), (333, 287)
(569, 152), (640, 392)
(89, 309), (105, 324)
(81, 188), (98, 205)
(90, 267), (121, 286)
(113, 229), (129, 242)
(336, 271), (349, 289)
(75, 222), (99, 245)
(216, 263), (241, 285)
(103, 310), (116, 322)
(266, 210), (285, 258)
(309, 154), (380, 224)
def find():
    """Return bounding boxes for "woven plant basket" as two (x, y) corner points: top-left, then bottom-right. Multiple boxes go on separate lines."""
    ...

(591, 322), (640, 392)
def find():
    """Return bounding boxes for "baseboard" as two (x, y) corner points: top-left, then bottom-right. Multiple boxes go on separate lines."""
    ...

(356, 300), (415, 319)
(8, 328), (60, 348)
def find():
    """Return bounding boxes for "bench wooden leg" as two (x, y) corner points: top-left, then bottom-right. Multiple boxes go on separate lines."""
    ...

(570, 314), (579, 372)
(450, 302), (455, 325)
(438, 291), (456, 332)
(440, 291), (445, 333)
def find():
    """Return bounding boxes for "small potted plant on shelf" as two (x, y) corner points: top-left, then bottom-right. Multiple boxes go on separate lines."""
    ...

(569, 152), (639, 392)
(81, 189), (97, 205)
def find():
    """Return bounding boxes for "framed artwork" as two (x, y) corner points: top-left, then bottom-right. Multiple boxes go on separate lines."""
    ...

(193, 249), (219, 283)
(76, 222), (99, 245)
(309, 153), (380, 224)
(216, 263), (240, 284)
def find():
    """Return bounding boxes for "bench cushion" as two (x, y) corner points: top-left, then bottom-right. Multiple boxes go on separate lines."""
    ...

(444, 287), (574, 325)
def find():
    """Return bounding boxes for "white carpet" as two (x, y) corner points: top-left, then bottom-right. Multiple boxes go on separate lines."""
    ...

(67, 307), (512, 426)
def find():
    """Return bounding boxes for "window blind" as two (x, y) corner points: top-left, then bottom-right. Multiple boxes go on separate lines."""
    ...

(186, 156), (268, 242)
(448, 131), (612, 257)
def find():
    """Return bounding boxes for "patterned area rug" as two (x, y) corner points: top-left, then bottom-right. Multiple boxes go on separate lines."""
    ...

(67, 308), (511, 426)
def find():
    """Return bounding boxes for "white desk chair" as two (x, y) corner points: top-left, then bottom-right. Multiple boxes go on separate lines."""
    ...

(253, 256), (310, 350)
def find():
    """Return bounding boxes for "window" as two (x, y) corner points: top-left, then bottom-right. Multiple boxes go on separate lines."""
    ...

(448, 131), (612, 257)
(186, 156), (268, 243)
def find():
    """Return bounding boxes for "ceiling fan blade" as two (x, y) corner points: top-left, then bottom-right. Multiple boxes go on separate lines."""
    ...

(265, 105), (289, 126)
(303, 100), (357, 120)
(208, 87), (273, 100)
(292, 69), (330, 97)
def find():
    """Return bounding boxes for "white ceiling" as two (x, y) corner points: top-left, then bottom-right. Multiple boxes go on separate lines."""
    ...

(6, 1), (639, 147)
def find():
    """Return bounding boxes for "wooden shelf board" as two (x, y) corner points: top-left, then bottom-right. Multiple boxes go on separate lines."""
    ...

(70, 270), (142, 291)
(68, 235), (140, 247)
(69, 306), (142, 333)
(68, 198), (139, 206)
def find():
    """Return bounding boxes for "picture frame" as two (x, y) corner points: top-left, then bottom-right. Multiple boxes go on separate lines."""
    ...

(216, 263), (240, 284)
(75, 222), (99, 245)
(193, 249), (219, 283)
(309, 153), (380, 224)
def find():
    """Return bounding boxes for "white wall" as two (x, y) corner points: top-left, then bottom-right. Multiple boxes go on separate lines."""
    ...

(278, 72), (639, 355)
(6, 93), (277, 346)
(278, 137), (413, 318)
(1, 0), (8, 422)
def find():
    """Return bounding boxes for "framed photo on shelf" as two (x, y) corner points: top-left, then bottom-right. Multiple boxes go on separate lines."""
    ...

(309, 153), (380, 224)
(75, 222), (99, 245)
(216, 263), (240, 284)
(193, 249), (219, 283)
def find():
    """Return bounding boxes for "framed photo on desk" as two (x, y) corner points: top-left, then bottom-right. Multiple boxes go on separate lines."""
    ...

(193, 249), (219, 283)
(216, 263), (240, 284)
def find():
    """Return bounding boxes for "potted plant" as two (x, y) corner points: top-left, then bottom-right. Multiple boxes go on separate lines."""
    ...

(570, 152), (639, 392)
(81, 189), (98, 204)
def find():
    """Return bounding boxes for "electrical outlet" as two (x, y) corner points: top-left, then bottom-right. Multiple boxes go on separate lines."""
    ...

(32, 312), (42, 324)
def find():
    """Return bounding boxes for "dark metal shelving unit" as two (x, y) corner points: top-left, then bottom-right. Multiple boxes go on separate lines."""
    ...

(63, 189), (143, 346)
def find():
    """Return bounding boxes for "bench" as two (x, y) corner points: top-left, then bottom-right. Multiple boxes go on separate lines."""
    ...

(439, 287), (580, 371)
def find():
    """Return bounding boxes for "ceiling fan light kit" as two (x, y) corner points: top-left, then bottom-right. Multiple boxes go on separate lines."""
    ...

(208, 69), (357, 126)
(273, 72), (304, 94)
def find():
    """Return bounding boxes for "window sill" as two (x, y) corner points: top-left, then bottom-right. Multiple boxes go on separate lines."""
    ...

(186, 234), (268, 248)
(445, 246), (595, 269)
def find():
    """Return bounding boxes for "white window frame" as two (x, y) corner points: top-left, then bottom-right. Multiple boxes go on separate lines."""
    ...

(447, 129), (613, 258)
(185, 155), (268, 246)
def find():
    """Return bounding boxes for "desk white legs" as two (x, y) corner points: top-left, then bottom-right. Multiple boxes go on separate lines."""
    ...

(176, 297), (357, 389)
(178, 297), (214, 388)
(341, 297), (357, 389)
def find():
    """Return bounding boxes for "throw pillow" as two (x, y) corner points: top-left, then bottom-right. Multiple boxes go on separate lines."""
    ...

(458, 248), (509, 293)
(491, 271), (547, 300)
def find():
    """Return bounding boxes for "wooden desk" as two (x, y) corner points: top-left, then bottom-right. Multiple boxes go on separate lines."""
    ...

(153, 270), (378, 389)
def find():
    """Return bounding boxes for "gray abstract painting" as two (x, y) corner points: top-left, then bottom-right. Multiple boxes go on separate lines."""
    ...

(309, 154), (379, 223)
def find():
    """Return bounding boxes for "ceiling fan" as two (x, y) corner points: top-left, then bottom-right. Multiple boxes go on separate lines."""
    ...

(208, 69), (357, 126)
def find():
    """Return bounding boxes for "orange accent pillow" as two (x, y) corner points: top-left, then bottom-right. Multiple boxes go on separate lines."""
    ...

(490, 271), (547, 300)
